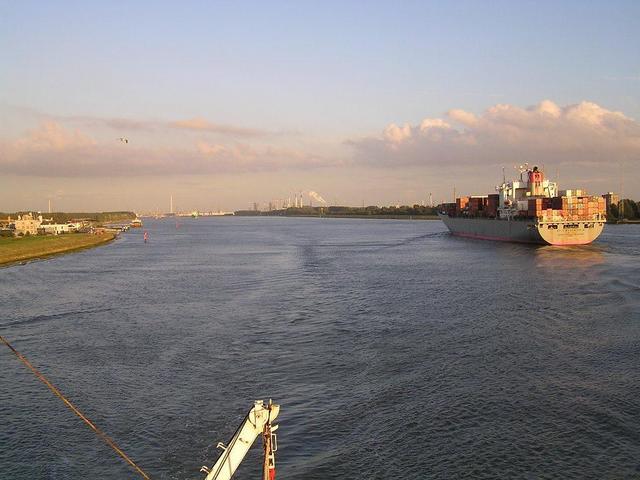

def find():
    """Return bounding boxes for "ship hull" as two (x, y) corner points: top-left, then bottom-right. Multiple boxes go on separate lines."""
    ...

(438, 214), (604, 246)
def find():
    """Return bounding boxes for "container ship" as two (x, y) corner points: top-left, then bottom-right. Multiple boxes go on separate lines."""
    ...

(438, 165), (606, 245)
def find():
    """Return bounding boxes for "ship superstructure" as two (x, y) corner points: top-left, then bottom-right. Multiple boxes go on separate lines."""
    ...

(496, 165), (558, 220)
(439, 165), (606, 245)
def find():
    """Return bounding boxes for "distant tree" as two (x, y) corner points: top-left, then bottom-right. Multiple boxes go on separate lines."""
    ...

(621, 199), (639, 219)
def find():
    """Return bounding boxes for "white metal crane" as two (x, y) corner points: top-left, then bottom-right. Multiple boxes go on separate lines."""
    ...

(1, 335), (282, 480)
(201, 400), (280, 480)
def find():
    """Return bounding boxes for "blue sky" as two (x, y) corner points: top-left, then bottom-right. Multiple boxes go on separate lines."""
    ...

(0, 1), (638, 211)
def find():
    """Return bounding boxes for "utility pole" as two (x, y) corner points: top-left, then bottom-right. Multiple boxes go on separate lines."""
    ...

(619, 161), (624, 221)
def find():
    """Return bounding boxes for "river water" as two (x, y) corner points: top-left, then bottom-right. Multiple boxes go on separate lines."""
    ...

(1, 218), (639, 479)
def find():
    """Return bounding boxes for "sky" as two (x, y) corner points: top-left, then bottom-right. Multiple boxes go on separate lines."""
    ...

(1, 0), (639, 212)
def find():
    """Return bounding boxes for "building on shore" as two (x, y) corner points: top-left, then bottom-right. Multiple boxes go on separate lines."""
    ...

(38, 222), (82, 235)
(602, 192), (620, 212)
(2, 213), (91, 237)
(12, 213), (43, 236)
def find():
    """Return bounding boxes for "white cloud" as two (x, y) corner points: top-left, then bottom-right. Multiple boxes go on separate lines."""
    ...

(1, 107), (269, 137)
(419, 118), (452, 132)
(447, 109), (478, 126)
(14, 121), (95, 151)
(350, 100), (640, 168)
(534, 100), (561, 118)
(383, 123), (412, 143)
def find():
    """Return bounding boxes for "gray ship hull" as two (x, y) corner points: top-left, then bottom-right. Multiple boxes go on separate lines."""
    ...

(438, 214), (604, 245)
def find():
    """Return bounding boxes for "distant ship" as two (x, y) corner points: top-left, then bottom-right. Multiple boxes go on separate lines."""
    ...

(130, 218), (143, 228)
(439, 165), (606, 245)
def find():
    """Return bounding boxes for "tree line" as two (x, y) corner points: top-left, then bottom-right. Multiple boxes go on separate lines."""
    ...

(236, 205), (440, 217)
(608, 200), (640, 222)
(0, 211), (136, 223)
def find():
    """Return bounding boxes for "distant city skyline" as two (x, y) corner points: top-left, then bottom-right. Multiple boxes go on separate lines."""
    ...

(1, 1), (639, 212)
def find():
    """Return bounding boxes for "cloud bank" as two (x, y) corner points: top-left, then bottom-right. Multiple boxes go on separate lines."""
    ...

(0, 105), (269, 138)
(171, 118), (266, 137)
(61, 115), (267, 137)
(1, 100), (638, 179)
(350, 100), (640, 168)
(0, 121), (325, 177)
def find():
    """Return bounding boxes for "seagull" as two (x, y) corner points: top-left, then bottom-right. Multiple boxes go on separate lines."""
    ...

(117, 137), (129, 144)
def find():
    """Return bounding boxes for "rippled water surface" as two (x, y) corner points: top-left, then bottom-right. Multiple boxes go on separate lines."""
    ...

(1, 218), (639, 479)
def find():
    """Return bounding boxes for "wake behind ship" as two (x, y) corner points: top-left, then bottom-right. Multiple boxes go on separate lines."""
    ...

(439, 165), (606, 245)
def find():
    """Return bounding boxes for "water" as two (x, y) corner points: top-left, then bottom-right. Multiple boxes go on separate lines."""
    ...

(1, 218), (639, 479)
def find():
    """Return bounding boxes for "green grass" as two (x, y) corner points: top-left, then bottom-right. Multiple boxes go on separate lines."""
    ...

(0, 233), (117, 266)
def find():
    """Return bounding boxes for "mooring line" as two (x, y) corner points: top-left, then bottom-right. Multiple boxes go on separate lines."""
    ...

(0, 335), (152, 480)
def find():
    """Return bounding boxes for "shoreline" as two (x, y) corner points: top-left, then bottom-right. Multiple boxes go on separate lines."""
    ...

(242, 214), (441, 221)
(0, 232), (118, 267)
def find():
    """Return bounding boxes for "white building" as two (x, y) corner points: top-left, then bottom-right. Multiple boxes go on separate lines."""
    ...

(39, 222), (82, 235)
(12, 213), (42, 236)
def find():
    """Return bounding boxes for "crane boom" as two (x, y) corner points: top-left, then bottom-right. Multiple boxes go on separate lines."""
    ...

(202, 400), (280, 480)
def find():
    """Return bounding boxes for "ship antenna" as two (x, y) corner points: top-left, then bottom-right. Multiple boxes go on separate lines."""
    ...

(502, 167), (506, 185)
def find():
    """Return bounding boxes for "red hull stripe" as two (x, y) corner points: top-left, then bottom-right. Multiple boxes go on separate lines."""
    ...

(451, 231), (593, 246)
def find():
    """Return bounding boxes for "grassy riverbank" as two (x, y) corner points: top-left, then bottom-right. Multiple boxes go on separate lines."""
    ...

(0, 233), (117, 266)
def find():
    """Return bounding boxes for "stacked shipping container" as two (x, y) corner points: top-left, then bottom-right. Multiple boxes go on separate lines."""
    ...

(487, 194), (499, 218)
(529, 196), (605, 221)
(456, 196), (469, 215)
(449, 195), (605, 220)
(469, 196), (487, 215)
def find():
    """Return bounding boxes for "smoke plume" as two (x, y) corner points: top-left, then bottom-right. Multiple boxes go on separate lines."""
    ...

(308, 190), (327, 204)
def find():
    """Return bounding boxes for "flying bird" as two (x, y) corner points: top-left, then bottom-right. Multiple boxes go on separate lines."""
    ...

(117, 137), (129, 144)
